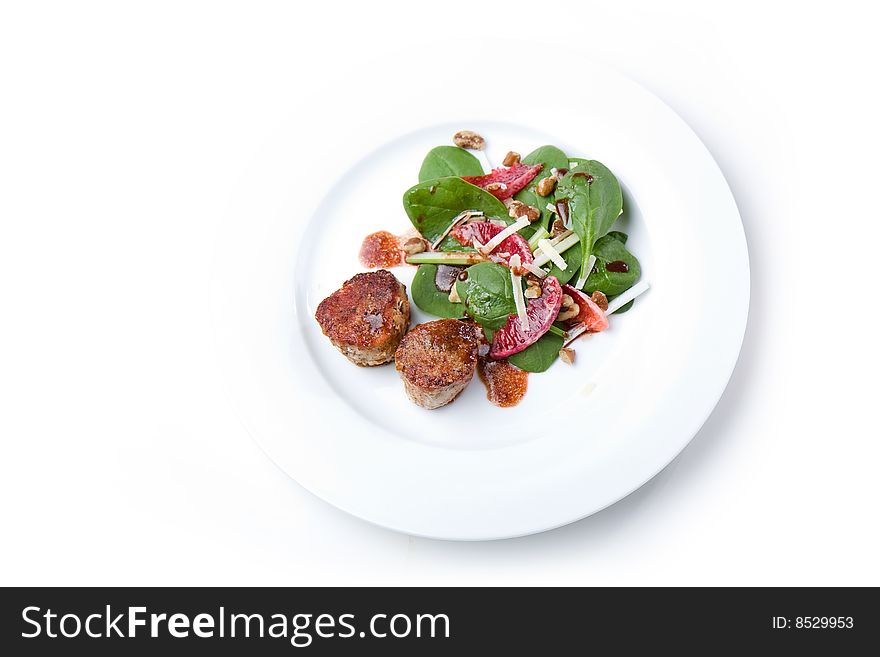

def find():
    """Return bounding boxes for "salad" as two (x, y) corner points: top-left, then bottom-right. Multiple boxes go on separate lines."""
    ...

(323, 130), (649, 409)
(406, 135), (644, 348)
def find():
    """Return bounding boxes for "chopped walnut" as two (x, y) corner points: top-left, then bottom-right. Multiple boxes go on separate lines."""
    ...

(524, 282), (542, 299)
(550, 218), (567, 237)
(502, 151), (521, 167)
(453, 130), (485, 150)
(559, 348), (576, 365)
(507, 200), (541, 223)
(591, 291), (609, 312)
(402, 237), (427, 256)
(557, 293), (579, 322)
(536, 175), (557, 197)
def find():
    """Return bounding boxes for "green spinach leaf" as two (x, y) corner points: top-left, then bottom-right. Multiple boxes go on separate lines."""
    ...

(454, 257), (567, 371)
(545, 241), (582, 285)
(522, 145), (569, 171)
(402, 177), (508, 244)
(556, 159), (623, 286)
(418, 146), (484, 182)
(583, 233), (641, 297)
(411, 264), (467, 319)
(507, 332), (564, 373)
(455, 262), (516, 330)
(514, 145), (569, 235)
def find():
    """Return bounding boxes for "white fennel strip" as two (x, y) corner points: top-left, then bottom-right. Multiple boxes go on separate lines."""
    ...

(527, 225), (550, 252)
(508, 255), (530, 331)
(549, 229), (574, 246)
(474, 149), (493, 173)
(545, 202), (557, 214)
(522, 262), (548, 278)
(575, 254), (597, 290)
(605, 279), (651, 314)
(564, 323), (591, 345)
(533, 233), (579, 267)
(537, 239), (568, 270)
(479, 216), (531, 254)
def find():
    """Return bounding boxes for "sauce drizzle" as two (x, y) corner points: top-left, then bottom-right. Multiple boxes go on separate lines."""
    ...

(555, 197), (570, 226)
(477, 357), (528, 407)
(359, 231), (402, 268)
(606, 260), (629, 273)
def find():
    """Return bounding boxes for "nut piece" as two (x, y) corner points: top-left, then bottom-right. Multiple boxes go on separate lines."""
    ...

(524, 280), (542, 299)
(507, 200), (541, 223)
(557, 293), (579, 322)
(559, 347), (576, 365)
(536, 175), (558, 197)
(448, 284), (461, 303)
(402, 237), (427, 256)
(550, 218), (567, 237)
(591, 291), (609, 312)
(502, 151), (521, 167)
(486, 181), (508, 193)
(453, 130), (485, 150)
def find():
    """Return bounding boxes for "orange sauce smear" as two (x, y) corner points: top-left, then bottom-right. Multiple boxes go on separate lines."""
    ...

(477, 358), (528, 407)
(359, 231), (402, 268)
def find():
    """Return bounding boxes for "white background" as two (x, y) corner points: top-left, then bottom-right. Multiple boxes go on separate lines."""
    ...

(2, 0), (878, 585)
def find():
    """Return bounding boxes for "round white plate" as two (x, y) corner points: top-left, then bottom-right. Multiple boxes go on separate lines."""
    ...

(213, 58), (749, 540)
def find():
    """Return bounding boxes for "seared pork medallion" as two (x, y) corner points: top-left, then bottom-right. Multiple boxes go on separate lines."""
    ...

(394, 319), (482, 409)
(315, 270), (410, 366)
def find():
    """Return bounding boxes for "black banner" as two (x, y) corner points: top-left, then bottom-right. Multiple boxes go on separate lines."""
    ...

(1, 587), (876, 654)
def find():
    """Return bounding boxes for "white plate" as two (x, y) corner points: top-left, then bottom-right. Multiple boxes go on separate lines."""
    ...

(213, 59), (748, 540)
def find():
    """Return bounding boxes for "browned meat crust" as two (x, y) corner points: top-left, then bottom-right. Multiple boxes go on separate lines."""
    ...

(395, 319), (482, 409)
(315, 270), (410, 366)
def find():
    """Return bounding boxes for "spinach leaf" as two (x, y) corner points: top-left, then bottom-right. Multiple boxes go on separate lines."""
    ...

(418, 146), (484, 182)
(454, 257), (567, 371)
(514, 145), (569, 235)
(583, 233), (641, 297)
(606, 230), (628, 244)
(411, 264), (467, 319)
(556, 159), (623, 286)
(522, 145), (569, 171)
(545, 241), (581, 286)
(507, 332), (564, 373)
(402, 177), (508, 243)
(455, 262), (516, 330)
